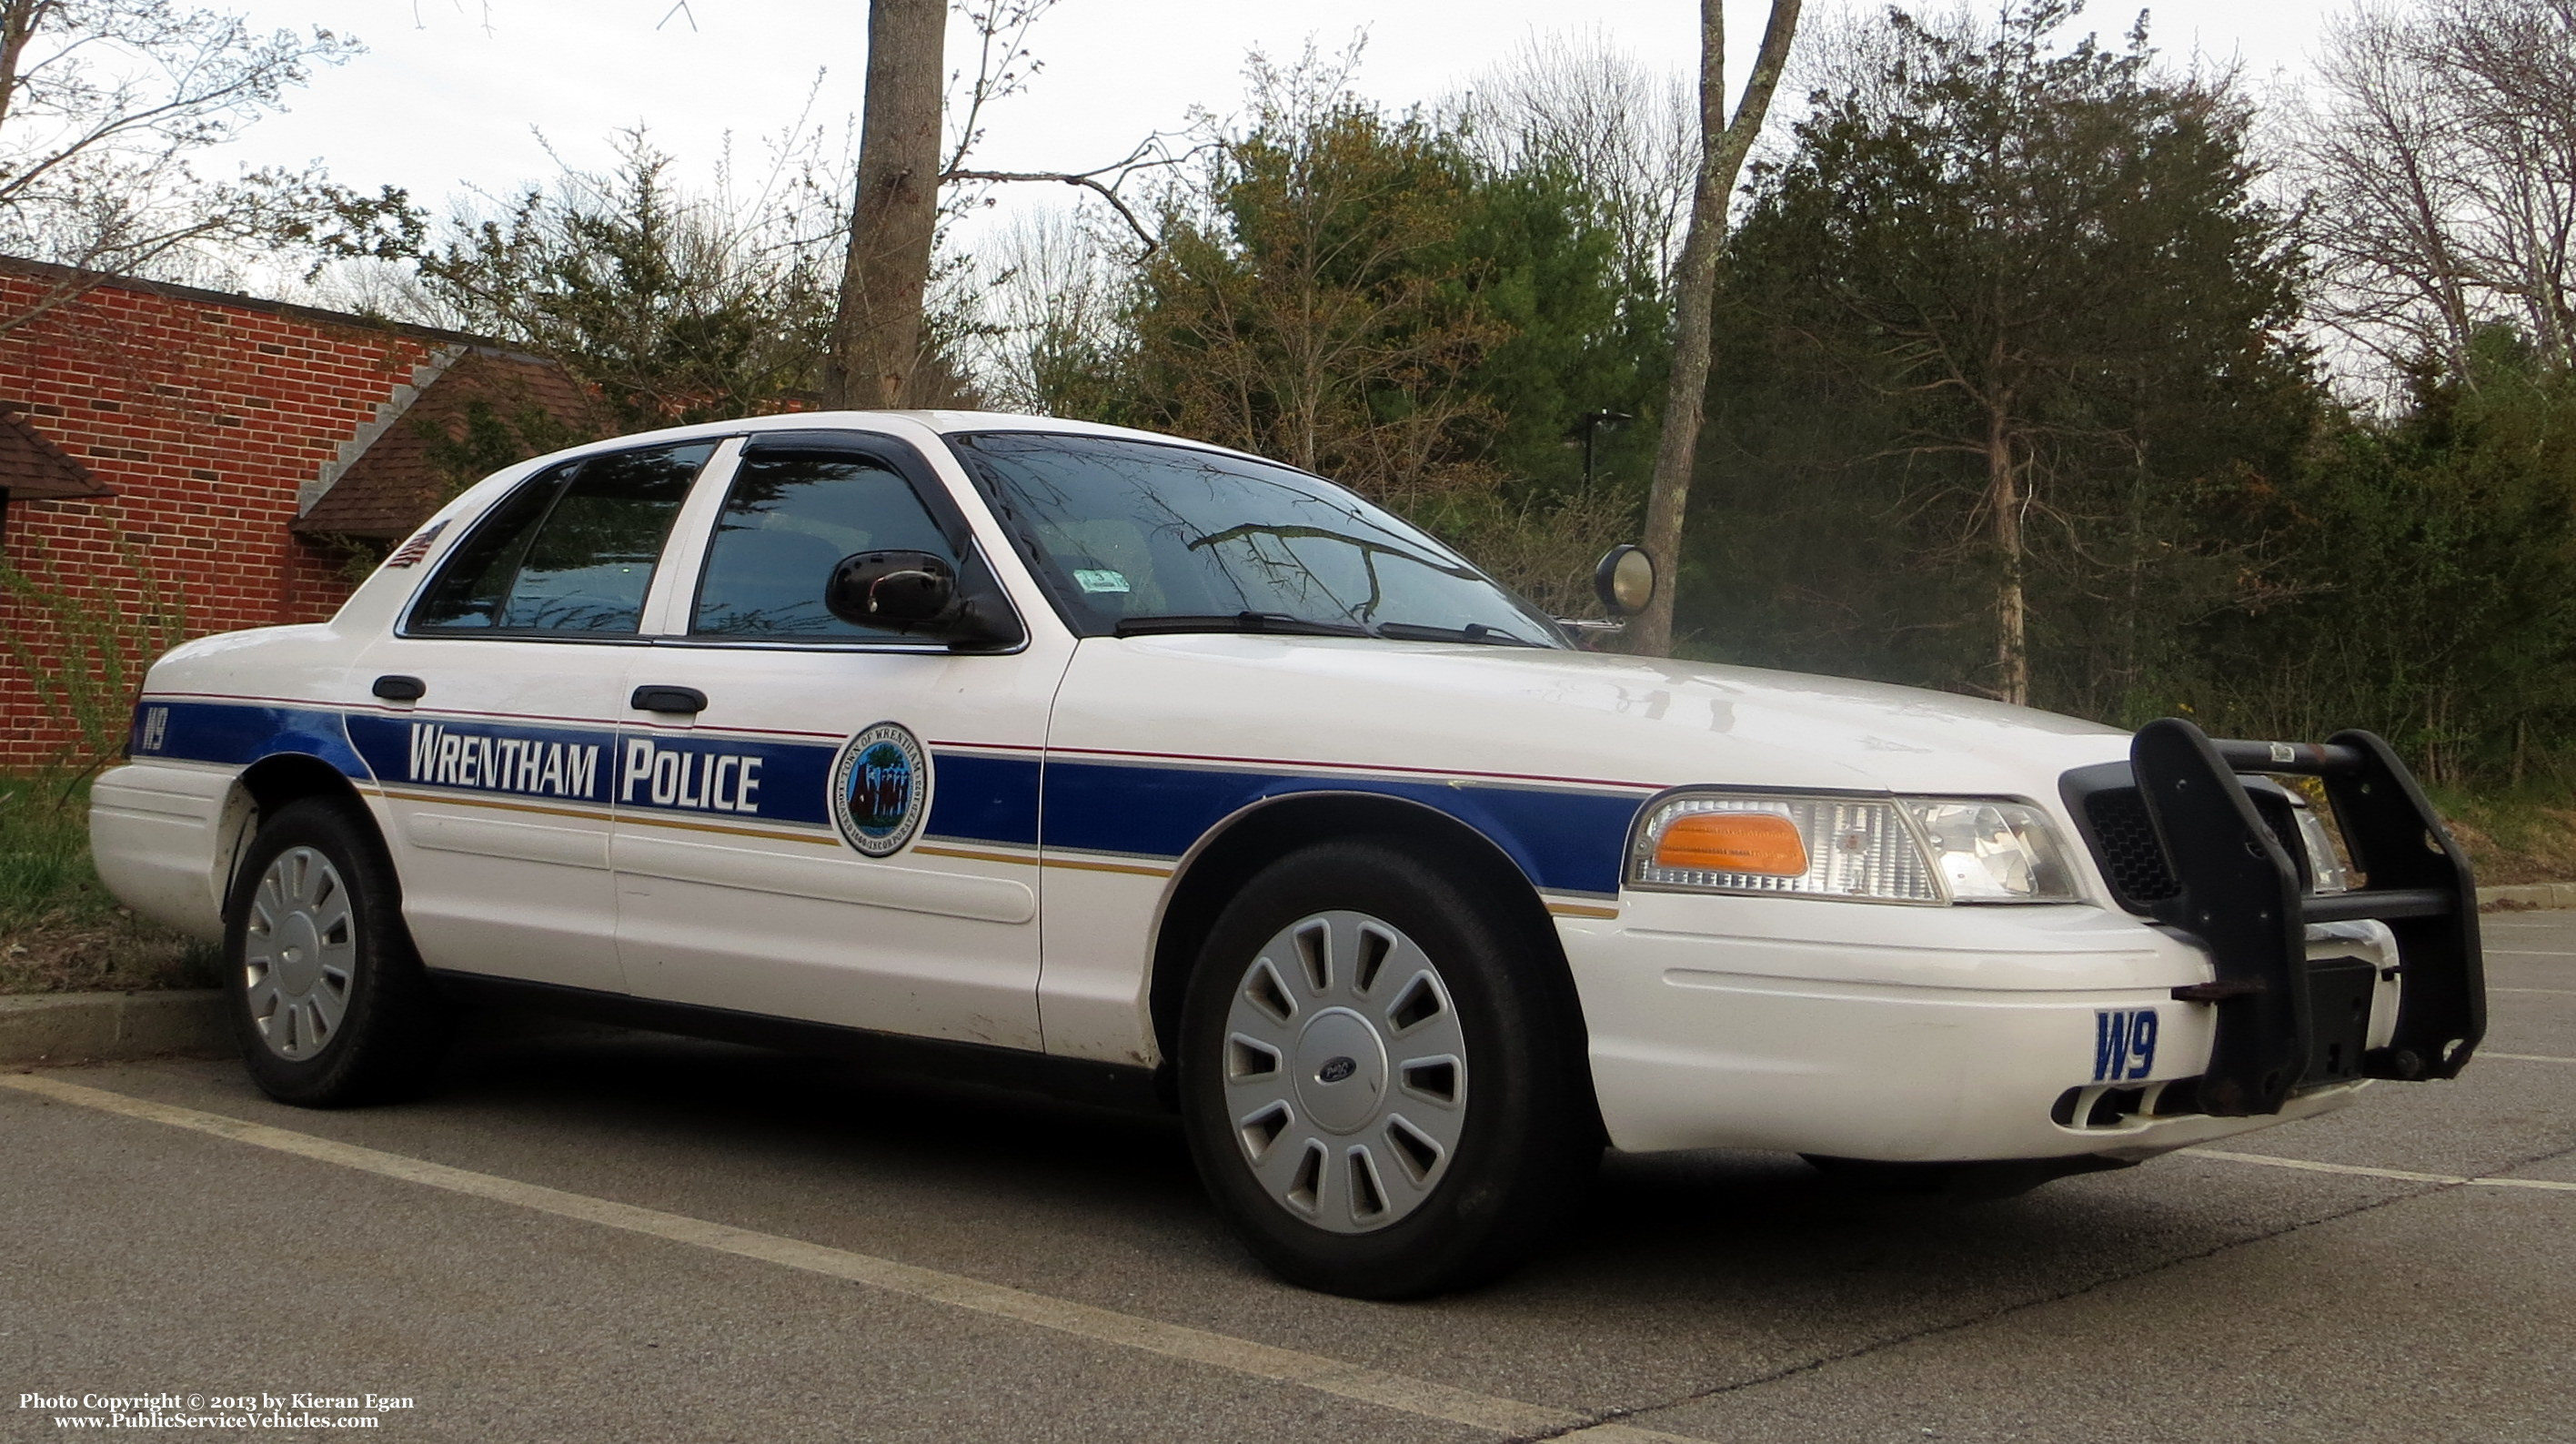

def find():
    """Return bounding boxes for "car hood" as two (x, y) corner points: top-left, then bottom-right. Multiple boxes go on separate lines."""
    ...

(1050, 635), (2130, 802)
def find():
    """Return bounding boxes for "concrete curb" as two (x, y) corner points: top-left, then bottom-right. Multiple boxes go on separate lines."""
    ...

(0, 989), (229, 1066)
(0, 991), (641, 1068)
(2478, 882), (2576, 911)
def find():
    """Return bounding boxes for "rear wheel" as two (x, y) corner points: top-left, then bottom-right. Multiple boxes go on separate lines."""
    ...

(1177, 839), (1597, 1298)
(223, 796), (451, 1106)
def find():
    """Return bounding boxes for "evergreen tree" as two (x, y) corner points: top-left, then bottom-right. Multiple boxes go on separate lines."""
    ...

(1694, 0), (2316, 711)
(2204, 332), (2576, 786)
(1053, 55), (1667, 614)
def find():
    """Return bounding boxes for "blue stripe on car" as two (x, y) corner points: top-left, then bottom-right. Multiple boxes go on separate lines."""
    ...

(128, 699), (371, 781)
(929, 752), (1043, 846)
(128, 699), (1637, 894)
(1040, 759), (1638, 896)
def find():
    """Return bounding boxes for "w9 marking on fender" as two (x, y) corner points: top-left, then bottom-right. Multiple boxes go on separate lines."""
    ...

(2096, 1008), (2159, 1082)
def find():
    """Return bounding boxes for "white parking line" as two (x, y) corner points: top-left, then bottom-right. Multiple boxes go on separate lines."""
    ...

(2186, 1147), (2576, 1191)
(2484, 950), (2576, 959)
(0, 1073), (1699, 1444)
(2492, 986), (2576, 996)
(2484, 1053), (2576, 1065)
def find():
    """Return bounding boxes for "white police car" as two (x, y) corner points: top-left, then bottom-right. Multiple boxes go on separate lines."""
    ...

(88, 412), (2486, 1297)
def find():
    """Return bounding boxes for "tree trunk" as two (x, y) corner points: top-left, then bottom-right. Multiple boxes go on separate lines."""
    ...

(1987, 391), (2029, 708)
(1628, 0), (1802, 657)
(822, 0), (946, 409)
(0, 1), (54, 134)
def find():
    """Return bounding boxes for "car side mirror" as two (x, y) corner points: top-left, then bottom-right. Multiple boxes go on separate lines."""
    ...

(826, 550), (1023, 650)
(829, 550), (957, 626)
(1594, 544), (1657, 618)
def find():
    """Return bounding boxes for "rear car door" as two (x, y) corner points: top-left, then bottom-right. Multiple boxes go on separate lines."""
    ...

(347, 440), (715, 995)
(605, 430), (1068, 1048)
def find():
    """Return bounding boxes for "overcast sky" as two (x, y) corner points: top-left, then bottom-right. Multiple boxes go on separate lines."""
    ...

(205, 0), (2356, 243)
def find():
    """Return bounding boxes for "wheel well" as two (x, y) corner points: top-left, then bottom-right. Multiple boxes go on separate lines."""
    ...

(222, 754), (374, 898)
(1146, 793), (1584, 1075)
(238, 753), (367, 818)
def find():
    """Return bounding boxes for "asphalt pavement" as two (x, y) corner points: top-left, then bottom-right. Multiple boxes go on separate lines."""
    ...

(5, 914), (2573, 1442)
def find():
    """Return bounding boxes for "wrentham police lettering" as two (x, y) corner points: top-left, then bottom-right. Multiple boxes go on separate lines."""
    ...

(620, 737), (764, 813)
(408, 722), (599, 798)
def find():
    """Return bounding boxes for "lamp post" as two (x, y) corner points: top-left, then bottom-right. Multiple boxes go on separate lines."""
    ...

(1579, 409), (1634, 493)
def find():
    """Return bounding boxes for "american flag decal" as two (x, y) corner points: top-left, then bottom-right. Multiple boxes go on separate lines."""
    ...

(384, 519), (448, 569)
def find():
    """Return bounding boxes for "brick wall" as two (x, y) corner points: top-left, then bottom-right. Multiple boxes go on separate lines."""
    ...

(0, 268), (446, 771)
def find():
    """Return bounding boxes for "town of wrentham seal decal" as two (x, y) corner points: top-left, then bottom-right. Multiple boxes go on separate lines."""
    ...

(830, 721), (931, 857)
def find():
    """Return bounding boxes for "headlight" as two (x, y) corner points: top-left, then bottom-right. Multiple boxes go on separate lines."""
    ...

(1628, 793), (2080, 904)
(2286, 794), (2352, 894)
(1902, 799), (2078, 902)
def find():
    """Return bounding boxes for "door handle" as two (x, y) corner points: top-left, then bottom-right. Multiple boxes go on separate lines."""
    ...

(372, 674), (427, 702)
(630, 684), (708, 714)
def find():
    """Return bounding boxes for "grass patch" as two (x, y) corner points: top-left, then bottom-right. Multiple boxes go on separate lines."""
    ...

(0, 772), (218, 994)
(2424, 786), (2576, 887)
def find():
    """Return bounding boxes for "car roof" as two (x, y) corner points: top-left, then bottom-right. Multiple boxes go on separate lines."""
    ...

(536, 409), (1270, 469)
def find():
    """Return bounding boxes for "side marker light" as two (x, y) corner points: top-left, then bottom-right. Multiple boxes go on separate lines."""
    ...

(1654, 812), (1808, 876)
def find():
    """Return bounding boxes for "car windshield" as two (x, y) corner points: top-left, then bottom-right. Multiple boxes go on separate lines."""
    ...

(946, 432), (1565, 647)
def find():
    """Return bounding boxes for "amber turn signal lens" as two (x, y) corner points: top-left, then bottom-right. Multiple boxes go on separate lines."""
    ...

(1654, 812), (1809, 876)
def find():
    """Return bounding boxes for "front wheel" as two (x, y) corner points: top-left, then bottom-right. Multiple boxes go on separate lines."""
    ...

(1177, 840), (1598, 1298)
(223, 796), (452, 1106)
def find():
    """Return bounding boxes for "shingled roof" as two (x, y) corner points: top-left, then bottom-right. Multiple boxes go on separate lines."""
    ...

(0, 409), (110, 500)
(296, 348), (596, 540)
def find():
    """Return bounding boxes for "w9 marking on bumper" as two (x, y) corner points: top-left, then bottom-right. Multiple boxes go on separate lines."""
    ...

(2095, 1008), (2159, 1082)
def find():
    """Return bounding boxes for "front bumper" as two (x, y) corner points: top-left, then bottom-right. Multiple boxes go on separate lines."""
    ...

(1562, 721), (2482, 1162)
(1561, 894), (2400, 1160)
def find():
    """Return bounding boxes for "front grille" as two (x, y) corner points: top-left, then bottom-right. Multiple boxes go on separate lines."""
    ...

(2078, 783), (2310, 912)
(2083, 788), (2179, 906)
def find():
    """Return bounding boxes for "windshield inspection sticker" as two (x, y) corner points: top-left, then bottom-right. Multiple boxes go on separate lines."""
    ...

(1073, 569), (1131, 593)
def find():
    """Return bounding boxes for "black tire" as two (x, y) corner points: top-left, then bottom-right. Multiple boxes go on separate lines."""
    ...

(1176, 838), (1599, 1298)
(221, 795), (452, 1106)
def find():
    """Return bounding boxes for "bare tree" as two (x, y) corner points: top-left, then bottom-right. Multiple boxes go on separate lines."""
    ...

(0, 0), (399, 335)
(1452, 32), (1698, 288)
(2300, 0), (2576, 383)
(820, 0), (1183, 409)
(1628, 0), (1803, 657)
(966, 204), (1125, 413)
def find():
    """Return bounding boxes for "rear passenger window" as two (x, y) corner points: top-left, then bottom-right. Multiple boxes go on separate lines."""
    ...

(690, 451), (958, 640)
(410, 442), (713, 634)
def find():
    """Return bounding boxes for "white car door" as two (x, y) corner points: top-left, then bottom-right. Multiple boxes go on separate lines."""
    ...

(346, 439), (716, 995)
(605, 429), (1069, 1049)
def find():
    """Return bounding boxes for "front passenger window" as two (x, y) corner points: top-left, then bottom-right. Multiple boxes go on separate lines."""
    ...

(410, 442), (713, 634)
(691, 451), (960, 640)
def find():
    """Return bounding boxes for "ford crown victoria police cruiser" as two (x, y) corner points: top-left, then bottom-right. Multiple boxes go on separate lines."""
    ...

(88, 412), (2487, 1298)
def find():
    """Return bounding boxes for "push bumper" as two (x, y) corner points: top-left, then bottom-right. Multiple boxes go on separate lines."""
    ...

(2101, 721), (2484, 1113)
(1560, 722), (2482, 1161)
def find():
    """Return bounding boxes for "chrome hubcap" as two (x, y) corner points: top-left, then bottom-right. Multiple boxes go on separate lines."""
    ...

(242, 846), (355, 1061)
(1221, 910), (1468, 1234)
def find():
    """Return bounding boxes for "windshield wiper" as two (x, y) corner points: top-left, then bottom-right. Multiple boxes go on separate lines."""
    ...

(1373, 621), (1545, 647)
(1112, 611), (1376, 639)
